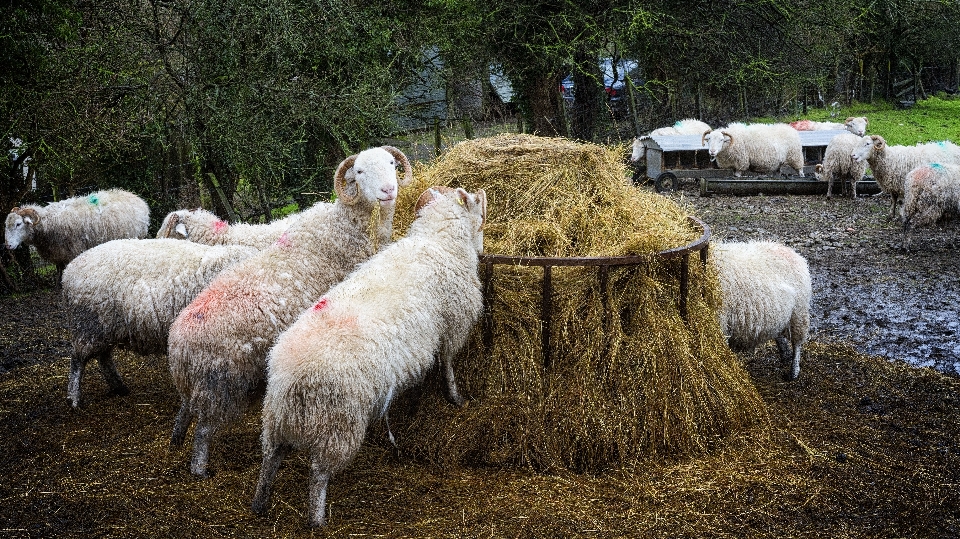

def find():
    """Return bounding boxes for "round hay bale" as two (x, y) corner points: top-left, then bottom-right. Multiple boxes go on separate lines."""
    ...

(391, 134), (767, 472)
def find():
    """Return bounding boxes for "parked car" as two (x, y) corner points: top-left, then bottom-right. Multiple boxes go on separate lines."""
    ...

(560, 58), (641, 103)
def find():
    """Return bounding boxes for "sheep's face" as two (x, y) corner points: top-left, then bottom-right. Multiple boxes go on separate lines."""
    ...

(851, 135), (880, 163)
(4, 211), (35, 250)
(350, 148), (402, 207)
(844, 116), (868, 137)
(629, 138), (644, 162)
(703, 130), (731, 158)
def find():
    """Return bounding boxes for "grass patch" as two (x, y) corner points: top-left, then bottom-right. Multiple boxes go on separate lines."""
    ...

(777, 95), (960, 145)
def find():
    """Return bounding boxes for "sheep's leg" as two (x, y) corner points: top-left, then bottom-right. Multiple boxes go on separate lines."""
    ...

(251, 443), (292, 516)
(381, 385), (397, 447)
(95, 348), (129, 397)
(170, 401), (193, 447)
(775, 336), (792, 364)
(307, 461), (332, 527)
(67, 352), (92, 408)
(826, 176), (833, 198)
(438, 343), (465, 407)
(190, 412), (216, 477)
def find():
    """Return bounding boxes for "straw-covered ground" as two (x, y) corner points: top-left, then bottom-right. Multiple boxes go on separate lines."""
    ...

(1, 136), (958, 537)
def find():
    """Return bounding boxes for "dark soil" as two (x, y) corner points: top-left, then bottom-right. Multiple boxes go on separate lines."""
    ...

(0, 188), (958, 537)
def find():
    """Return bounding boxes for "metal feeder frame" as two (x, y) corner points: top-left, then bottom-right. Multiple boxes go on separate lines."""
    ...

(478, 216), (711, 368)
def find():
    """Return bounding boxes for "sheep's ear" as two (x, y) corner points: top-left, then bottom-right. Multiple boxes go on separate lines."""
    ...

(455, 188), (469, 206)
(871, 135), (884, 148)
(815, 164), (823, 174)
(845, 116), (854, 124)
(175, 223), (188, 237)
(476, 189), (487, 229)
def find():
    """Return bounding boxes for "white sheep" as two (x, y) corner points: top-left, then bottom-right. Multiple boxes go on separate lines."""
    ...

(167, 145), (412, 477)
(712, 241), (811, 381)
(156, 207), (315, 249)
(814, 132), (869, 198)
(250, 186), (487, 527)
(61, 238), (258, 408)
(902, 163), (960, 231)
(851, 135), (960, 220)
(630, 119), (712, 162)
(701, 123), (805, 177)
(790, 116), (868, 136)
(4, 189), (149, 273)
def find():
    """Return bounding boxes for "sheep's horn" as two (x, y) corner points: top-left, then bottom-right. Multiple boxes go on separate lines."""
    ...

(815, 164), (824, 174)
(18, 207), (39, 224)
(701, 130), (711, 146)
(380, 146), (413, 187)
(414, 185), (456, 214)
(334, 154), (359, 205)
(721, 130), (734, 146)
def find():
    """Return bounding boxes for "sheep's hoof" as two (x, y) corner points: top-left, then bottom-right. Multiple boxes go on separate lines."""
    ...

(67, 397), (80, 409)
(782, 370), (799, 382)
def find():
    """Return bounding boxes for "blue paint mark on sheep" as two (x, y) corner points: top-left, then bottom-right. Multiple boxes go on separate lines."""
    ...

(88, 194), (100, 205)
(931, 163), (944, 171)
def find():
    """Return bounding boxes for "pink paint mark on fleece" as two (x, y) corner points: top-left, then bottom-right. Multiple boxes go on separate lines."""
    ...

(911, 166), (934, 183)
(275, 232), (292, 248)
(312, 297), (329, 311)
(181, 285), (226, 324)
(790, 120), (814, 131)
(212, 219), (228, 235)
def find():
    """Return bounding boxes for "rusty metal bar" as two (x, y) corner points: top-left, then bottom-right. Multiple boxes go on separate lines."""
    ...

(542, 265), (553, 369)
(482, 261), (494, 357)
(679, 253), (690, 321)
(479, 216), (711, 268)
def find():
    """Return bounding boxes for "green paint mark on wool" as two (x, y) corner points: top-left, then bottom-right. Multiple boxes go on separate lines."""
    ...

(931, 163), (944, 170)
(87, 194), (100, 205)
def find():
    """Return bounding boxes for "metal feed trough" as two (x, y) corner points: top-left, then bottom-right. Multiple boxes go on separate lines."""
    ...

(478, 216), (711, 368)
(639, 130), (880, 196)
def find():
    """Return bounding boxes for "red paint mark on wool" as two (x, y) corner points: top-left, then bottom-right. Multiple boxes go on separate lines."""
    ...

(275, 232), (291, 248)
(912, 166), (934, 182)
(312, 297), (328, 311)
(213, 220), (228, 234)
(790, 120), (814, 131)
(182, 286), (226, 324)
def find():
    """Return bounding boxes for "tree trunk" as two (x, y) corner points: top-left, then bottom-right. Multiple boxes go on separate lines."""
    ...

(524, 73), (566, 137)
(570, 50), (603, 142)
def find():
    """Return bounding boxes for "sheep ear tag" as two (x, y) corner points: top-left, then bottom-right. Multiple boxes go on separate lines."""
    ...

(175, 223), (188, 237)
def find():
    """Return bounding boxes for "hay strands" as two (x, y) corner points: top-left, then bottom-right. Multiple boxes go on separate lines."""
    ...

(480, 215), (711, 369)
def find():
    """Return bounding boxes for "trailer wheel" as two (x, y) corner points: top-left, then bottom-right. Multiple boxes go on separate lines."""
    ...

(655, 172), (679, 193)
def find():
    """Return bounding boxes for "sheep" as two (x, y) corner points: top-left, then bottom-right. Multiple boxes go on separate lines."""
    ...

(711, 241), (811, 381)
(61, 239), (259, 408)
(167, 145), (413, 477)
(851, 135), (960, 220)
(814, 132), (869, 198)
(630, 119), (712, 162)
(250, 186), (487, 527)
(156, 206), (316, 249)
(701, 123), (805, 177)
(4, 189), (149, 273)
(902, 162), (960, 231)
(790, 116), (869, 137)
